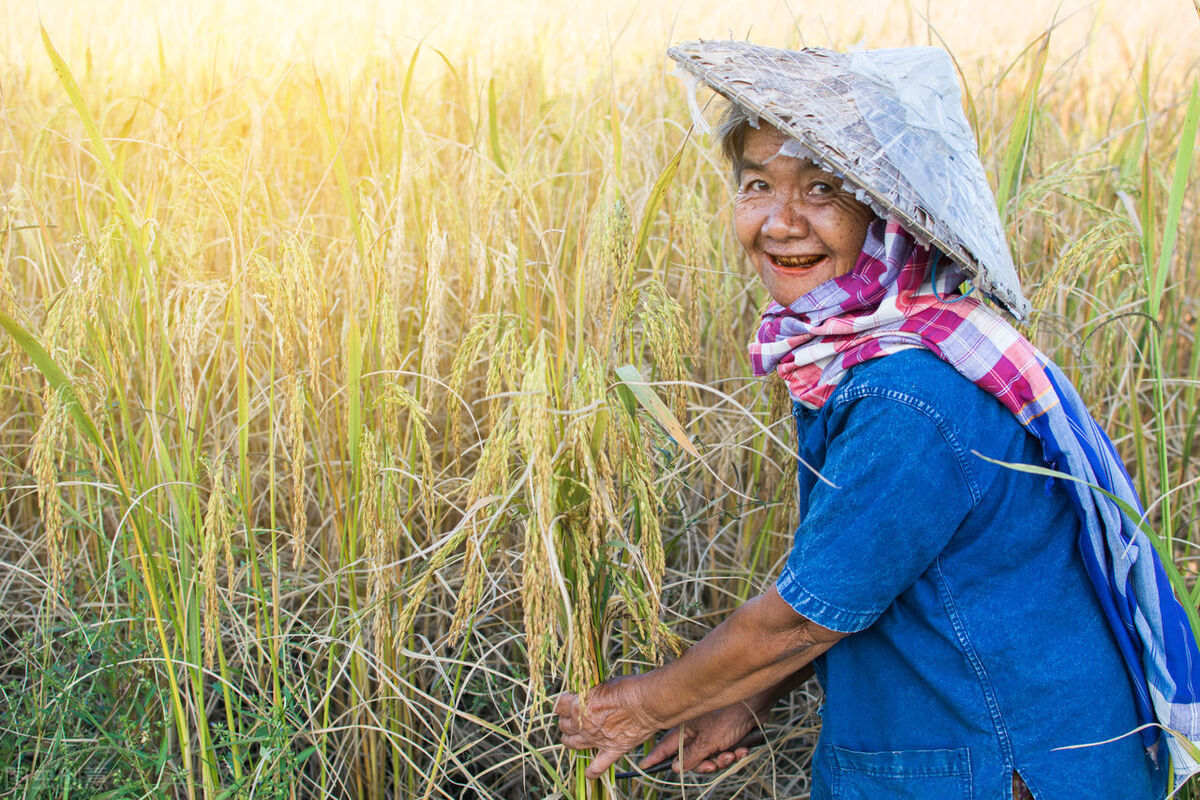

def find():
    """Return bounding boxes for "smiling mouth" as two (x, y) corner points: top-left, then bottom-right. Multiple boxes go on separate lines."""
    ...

(770, 254), (825, 269)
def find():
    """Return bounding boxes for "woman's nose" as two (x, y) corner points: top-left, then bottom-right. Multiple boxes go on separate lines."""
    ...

(763, 199), (810, 238)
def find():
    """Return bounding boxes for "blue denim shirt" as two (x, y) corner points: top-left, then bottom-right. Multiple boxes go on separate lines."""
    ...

(777, 349), (1167, 800)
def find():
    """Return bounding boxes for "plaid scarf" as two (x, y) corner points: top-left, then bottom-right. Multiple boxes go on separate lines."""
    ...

(752, 218), (1200, 782)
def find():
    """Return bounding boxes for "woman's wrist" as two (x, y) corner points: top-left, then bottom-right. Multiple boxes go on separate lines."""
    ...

(621, 670), (677, 732)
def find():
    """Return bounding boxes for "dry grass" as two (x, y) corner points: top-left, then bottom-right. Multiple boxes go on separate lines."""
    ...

(1, 0), (1199, 797)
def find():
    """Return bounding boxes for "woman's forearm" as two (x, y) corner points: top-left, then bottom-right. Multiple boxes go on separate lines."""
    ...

(556, 585), (840, 779)
(633, 586), (840, 730)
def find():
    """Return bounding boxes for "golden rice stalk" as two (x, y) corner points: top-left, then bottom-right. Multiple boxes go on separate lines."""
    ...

(168, 284), (204, 419)
(466, 233), (487, 312)
(419, 216), (448, 402)
(0, 216), (17, 389)
(289, 375), (308, 568)
(282, 235), (323, 396)
(445, 526), (484, 647)
(561, 515), (599, 692)
(260, 252), (300, 372)
(448, 312), (521, 450)
(381, 203), (418, 324)
(201, 453), (231, 669)
(601, 197), (636, 350)
(674, 194), (707, 347)
(569, 347), (623, 550)
(487, 242), (519, 316)
(360, 427), (390, 655)
(60, 241), (108, 481)
(638, 279), (693, 420)
(376, 382), (434, 529)
(378, 291), (402, 376)
(395, 571), (431, 646)
(447, 424), (516, 644)
(579, 201), (614, 326)
(484, 317), (525, 429)
(607, 369), (681, 658)
(559, 442), (608, 689)
(30, 388), (69, 592)
(1027, 214), (1135, 336)
(44, 239), (101, 364)
(516, 336), (556, 704)
(626, 452), (666, 654)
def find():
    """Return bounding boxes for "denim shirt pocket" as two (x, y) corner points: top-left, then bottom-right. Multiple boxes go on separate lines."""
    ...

(828, 745), (973, 800)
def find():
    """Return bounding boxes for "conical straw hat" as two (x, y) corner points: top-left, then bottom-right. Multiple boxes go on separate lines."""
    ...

(668, 40), (1030, 320)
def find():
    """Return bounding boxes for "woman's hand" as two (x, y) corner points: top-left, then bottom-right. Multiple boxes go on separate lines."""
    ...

(555, 675), (660, 779)
(638, 698), (769, 774)
(556, 588), (836, 780)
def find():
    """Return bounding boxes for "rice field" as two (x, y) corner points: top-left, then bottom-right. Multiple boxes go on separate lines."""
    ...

(1, 0), (1199, 796)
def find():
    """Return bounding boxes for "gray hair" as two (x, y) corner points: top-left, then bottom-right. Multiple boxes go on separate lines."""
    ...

(715, 101), (753, 181)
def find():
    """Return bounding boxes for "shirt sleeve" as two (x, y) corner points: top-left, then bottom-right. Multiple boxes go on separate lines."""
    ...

(776, 391), (979, 633)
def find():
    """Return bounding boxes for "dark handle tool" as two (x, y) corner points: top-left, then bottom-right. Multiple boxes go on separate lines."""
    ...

(614, 760), (674, 780)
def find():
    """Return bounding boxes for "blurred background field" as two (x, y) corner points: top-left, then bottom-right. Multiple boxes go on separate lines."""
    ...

(1, 0), (1199, 797)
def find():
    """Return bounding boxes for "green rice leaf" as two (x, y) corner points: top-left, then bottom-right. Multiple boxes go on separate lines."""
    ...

(631, 134), (688, 268)
(315, 75), (366, 268)
(41, 26), (151, 292)
(0, 311), (104, 453)
(1150, 83), (1199, 312)
(615, 364), (698, 457)
(996, 32), (1049, 218)
(488, 78), (506, 172)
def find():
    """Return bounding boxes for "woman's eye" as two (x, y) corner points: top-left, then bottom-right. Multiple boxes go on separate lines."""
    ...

(811, 181), (834, 196)
(744, 179), (769, 192)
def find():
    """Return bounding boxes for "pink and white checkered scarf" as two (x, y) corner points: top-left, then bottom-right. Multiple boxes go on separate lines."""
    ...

(750, 218), (1056, 425)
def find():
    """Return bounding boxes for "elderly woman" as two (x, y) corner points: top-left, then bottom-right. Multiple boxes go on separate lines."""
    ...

(555, 42), (1200, 799)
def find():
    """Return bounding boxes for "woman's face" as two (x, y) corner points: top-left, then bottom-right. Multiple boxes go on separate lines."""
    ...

(733, 125), (875, 307)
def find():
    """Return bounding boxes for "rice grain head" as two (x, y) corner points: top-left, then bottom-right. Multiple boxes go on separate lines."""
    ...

(486, 241), (513, 317)
(168, 282), (210, 420)
(360, 427), (390, 655)
(602, 196), (636, 349)
(1028, 214), (1135, 340)
(375, 382), (433, 533)
(45, 240), (102, 368)
(466, 232), (487, 312)
(580, 201), (613, 323)
(559, 363), (612, 689)
(420, 216), (448, 402)
(627, 447), (666, 656)
(0, 221), (17, 389)
(201, 453), (232, 669)
(267, 252), (302, 373)
(449, 312), (520, 450)
(639, 279), (692, 420)
(675, 194), (707, 346)
(289, 374), (308, 568)
(30, 387), (70, 593)
(282, 235), (323, 397)
(516, 336), (557, 705)
(379, 291), (402, 375)
(448, 423), (516, 645)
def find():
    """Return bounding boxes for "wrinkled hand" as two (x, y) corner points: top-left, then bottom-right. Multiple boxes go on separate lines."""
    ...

(639, 697), (770, 775)
(555, 676), (659, 780)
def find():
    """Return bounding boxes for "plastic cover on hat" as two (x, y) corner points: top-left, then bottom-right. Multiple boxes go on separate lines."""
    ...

(667, 40), (1030, 320)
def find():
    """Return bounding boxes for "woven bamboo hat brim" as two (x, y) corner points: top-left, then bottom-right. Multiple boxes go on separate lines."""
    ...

(668, 40), (1030, 320)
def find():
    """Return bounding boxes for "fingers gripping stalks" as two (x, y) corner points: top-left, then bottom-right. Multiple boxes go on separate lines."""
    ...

(554, 678), (660, 780)
(556, 679), (772, 780)
(634, 697), (770, 777)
